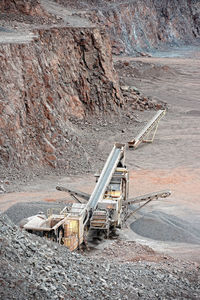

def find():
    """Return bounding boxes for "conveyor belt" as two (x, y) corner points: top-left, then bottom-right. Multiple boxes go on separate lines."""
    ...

(86, 143), (125, 212)
(128, 110), (166, 149)
(125, 190), (171, 220)
(56, 186), (90, 202)
(123, 190), (171, 205)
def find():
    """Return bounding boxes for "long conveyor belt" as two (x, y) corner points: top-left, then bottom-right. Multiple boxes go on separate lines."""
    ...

(123, 190), (171, 205)
(128, 109), (166, 149)
(125, 190), (171, 220)
(56, 186), (90, 202)
(86, 143), (125, 212)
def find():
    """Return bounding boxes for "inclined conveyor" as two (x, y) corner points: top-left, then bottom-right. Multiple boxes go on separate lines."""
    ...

(128, 109), (166, 149)
(86, 143), (125, 212)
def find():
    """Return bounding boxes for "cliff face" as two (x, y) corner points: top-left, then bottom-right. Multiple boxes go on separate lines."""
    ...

(57, 0), (200, 55)
(0, 26), (122, 171)
(0, 0), (46, 17)
(1, 0), (200, 176)
(93, 0), (200, 54)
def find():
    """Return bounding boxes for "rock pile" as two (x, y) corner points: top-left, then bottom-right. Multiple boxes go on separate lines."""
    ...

(130, 210), (200, 245)
(115, 59), (170, 111)
(120, 85), (166, 111)
(0, 212), (199, 299)
(5, 201), (69, 225)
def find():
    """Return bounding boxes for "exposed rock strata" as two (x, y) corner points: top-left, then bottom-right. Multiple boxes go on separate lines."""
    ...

(0, 0), (47, 17)
(95, 0), (200, 55)
(1, 0), (199, 174)
(0, 26), (122, 171)
(57, 0), (200, 55)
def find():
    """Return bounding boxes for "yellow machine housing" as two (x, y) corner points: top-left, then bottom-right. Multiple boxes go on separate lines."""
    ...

(63, 203), (86, 251)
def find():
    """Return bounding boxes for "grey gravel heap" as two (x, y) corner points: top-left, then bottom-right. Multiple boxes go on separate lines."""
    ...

(130, 210), (200, 245)
(0, 212), (199, 300)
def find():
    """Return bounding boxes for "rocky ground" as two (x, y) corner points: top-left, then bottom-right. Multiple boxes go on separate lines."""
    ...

(1, 212), (200, 300)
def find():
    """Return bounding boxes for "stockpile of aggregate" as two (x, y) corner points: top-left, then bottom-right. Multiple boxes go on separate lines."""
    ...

(0, 212), (200, 300)
(5, 202), (69, 225)
(131, 210), (200, 245)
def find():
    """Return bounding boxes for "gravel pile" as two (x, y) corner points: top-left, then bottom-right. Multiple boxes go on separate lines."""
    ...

(1, 212), (200, 299)
(5, 202), (69, 225)
(131, 210), (200, 244)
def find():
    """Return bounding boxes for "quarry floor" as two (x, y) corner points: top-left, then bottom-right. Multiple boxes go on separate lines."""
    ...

(1, 47), (200, 264)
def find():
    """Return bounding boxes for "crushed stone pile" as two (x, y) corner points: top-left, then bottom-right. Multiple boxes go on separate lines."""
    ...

(0, 212), (200, 300)
(5, 202), (68, 225)
(85, 240), (171, 264)
(120, 85), (166, 111)
(131, 210), (200, 244)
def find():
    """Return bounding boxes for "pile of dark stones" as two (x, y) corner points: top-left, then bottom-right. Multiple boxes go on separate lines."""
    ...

(0, 212), (199, 300)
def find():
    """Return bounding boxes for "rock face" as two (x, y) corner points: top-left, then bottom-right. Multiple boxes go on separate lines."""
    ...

(0, 26), (122, 171)
(58, 0), (200, 55)
(0, 0), (46, 17)
(97, 0), (200, 54)
(1, 0), (200, 174)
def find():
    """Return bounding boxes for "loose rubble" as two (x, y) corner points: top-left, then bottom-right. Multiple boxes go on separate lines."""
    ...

(120, 85), (166, 111)
(0, 212), (200, 299)
(1, 2), (200, 299)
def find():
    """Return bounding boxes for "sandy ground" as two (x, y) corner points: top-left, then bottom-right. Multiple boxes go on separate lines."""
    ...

(1, 46), (200, 262)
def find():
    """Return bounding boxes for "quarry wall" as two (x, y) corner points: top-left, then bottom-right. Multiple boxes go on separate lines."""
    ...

(0, 0), (200, 174)
(0, 26), (122, 171)
(0, 0), (46, 16)
(57, 0), (200, 55)
(90, 0), (200, 55)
